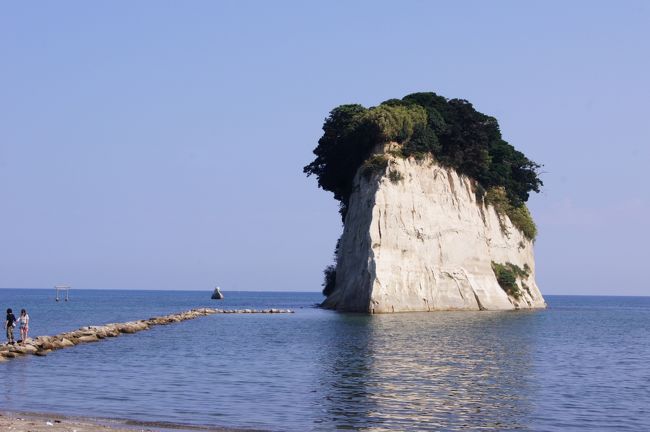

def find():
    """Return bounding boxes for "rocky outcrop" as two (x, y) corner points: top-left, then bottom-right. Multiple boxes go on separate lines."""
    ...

(0, 308), (294, 361)
(322, 150), (546, 313)
(211, 287), (224, 300)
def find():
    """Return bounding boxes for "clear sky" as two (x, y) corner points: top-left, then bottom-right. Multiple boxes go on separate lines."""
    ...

(1, 1), (648, 295)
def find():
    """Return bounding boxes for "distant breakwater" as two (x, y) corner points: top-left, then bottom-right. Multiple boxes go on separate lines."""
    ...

(0, 308), (294, 362)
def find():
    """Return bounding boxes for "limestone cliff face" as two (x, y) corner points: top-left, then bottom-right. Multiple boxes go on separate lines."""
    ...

(322, 150), (546, 313)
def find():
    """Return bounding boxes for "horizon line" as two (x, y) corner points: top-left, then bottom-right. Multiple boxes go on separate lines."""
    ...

(0, 287), (647, 298)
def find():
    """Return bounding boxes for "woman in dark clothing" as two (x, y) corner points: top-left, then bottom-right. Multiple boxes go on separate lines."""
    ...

(5, 308), (16, 345)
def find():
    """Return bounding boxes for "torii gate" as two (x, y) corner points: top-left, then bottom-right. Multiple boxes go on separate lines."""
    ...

(55, 285), (70, 302)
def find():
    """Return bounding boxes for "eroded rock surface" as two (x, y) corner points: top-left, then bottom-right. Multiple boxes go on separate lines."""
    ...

(323, 153), (546, 313)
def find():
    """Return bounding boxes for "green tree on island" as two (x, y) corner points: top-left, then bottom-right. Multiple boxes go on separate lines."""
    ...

(304, 92), (543, 241)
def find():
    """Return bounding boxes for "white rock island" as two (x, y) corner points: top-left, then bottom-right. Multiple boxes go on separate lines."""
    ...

(322, 149), (545, 313)
(304, 92), (546, 313)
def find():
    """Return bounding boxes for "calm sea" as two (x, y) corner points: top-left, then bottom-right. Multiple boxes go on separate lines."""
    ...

(0, 289), (648, 431)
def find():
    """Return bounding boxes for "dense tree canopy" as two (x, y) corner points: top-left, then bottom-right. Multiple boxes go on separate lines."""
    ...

(304, 92), (543, 237)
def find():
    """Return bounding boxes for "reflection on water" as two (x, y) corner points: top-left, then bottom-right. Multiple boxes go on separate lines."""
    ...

(316, 312), (536, 431)
(1, 291), (649, 431)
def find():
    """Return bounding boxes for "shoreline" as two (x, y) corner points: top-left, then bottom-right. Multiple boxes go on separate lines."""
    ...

(0, 410), (259, 432)
(1, 308), (289, 430)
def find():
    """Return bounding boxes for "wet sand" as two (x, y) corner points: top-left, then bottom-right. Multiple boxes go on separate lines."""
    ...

(0, 411), (252, 432)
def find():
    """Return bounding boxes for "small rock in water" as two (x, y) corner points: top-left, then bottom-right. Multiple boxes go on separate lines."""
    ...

(211, 286), (224, 300)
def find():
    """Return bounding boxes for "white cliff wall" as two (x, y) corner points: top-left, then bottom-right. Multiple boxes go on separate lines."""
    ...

(322, 152), (546, 313)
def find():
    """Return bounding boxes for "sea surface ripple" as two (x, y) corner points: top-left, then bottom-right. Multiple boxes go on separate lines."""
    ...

(0, 290), (648, 431)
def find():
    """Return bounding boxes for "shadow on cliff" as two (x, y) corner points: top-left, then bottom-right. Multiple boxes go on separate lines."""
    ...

(321, 173), (382, 313)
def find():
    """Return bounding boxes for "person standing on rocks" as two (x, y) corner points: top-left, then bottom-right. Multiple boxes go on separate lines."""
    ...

(5, 308), (16, 345)
(18, 309), (29, 345)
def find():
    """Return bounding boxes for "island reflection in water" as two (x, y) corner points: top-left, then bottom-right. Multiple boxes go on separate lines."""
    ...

(315, 311), (537, 431)
(2, 292), (647, 431)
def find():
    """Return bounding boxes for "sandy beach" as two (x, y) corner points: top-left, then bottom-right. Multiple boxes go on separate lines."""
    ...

(0, 411), (154, 432)
(0, 411), (245, 432)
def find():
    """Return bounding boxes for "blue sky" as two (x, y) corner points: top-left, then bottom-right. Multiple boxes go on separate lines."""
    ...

(1, 1), (648, 295)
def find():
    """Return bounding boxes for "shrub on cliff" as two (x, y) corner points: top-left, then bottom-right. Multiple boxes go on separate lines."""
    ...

(388, 169), (404, 184)
(361, 154), (389, 179)
(484, 186), (537, 240)
(304, 92), (543, 230)
(491, 261), (530, 299)
(322, 265), (336, 297)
